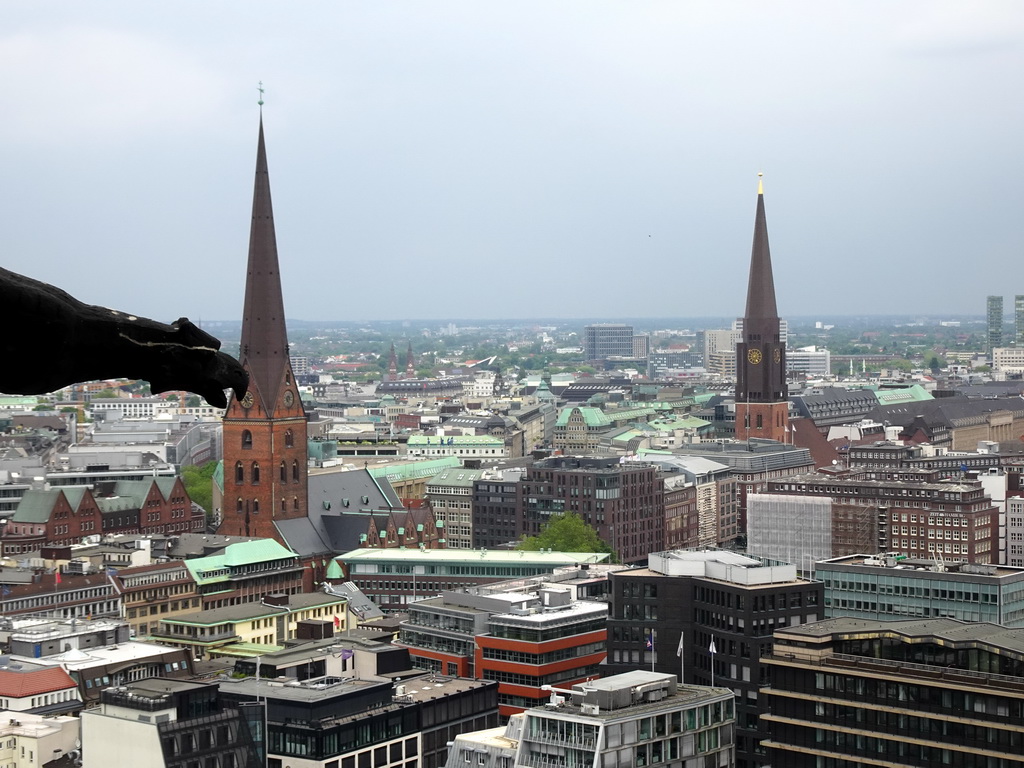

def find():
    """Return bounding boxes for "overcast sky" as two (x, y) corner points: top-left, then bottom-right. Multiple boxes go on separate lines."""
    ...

(2, 2), (1022, 325)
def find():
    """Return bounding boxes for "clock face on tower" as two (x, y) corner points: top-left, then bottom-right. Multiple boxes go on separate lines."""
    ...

(283, 391), (294, 407)
(241, 391), (255, 409)
(747, 349), (763, 365)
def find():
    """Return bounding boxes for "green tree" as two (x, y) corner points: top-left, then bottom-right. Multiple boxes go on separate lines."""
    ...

(186, 395), (202, 408)
(517, 512), (614, 557)
(93, 388), (118, 398)
(181, 460), (219, 528)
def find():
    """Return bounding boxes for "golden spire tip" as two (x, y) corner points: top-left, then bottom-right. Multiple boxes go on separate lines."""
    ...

(757, 171), (764, 196)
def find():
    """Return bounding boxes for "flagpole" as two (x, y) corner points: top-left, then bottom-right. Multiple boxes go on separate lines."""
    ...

(709, 634), (716, 687)
(677, 632), (685, 684)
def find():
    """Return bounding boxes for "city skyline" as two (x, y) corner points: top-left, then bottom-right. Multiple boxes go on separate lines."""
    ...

(2, 2), (1023, 323)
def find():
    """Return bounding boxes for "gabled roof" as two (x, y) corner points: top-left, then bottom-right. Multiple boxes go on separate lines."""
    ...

(0, 667), (77, 697)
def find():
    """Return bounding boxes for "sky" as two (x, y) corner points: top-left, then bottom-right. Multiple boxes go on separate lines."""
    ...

(2, 2), (1023, 324)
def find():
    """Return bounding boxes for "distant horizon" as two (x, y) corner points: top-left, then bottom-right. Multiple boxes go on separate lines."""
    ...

(195, 313), (994, 329)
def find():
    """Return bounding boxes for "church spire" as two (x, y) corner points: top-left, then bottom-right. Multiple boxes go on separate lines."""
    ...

(735, 175), (788, 442)
(744, 173), (778, 322)
(239, 116), (290, 414)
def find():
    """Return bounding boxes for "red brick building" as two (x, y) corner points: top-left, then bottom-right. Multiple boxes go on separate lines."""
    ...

(1, 477), (200, 555)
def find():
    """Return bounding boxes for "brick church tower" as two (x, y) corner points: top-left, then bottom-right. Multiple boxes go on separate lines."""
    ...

(219, 117), (308, 540)
(735, 176), (789, 442)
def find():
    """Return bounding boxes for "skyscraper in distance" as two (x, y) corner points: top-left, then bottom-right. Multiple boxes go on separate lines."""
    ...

(219, 115), (308, 542)
(1015, 295), (1024, 346)
(735, 175), (788, 442)
(987, 295), (1004, 353)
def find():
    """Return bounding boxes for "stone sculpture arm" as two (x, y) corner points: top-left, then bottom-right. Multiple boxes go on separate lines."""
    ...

(0, 266), (248, 408)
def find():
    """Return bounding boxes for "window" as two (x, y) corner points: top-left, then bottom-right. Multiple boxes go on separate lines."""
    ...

(235, 462), (244, 484)
(253, 500), (260, 514)
(285, 429), (294, 448)
(292, 460), (300, 482)
(242, 430), (253, 449)
(280, 461), (287, 483)
(251, 462), (261, 484)
(236, 498), (243, 514)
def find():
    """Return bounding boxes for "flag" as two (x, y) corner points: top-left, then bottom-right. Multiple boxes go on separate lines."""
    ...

(341, 649), (354, 660)
(54, 570), (61, 585)
(645, 632), (653, 651)
(709, 637), (717, 655)
(676, 634), (684, 658)
(334, 615), (341, 630)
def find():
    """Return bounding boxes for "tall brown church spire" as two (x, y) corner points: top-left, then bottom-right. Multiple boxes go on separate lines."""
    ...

(240, 117), (290, 414)
(735, 176), (789, 442)
(219, 115), (308, 542)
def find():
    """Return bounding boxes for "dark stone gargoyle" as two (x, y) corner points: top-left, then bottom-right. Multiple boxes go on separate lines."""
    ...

(1, 266), (248, 408)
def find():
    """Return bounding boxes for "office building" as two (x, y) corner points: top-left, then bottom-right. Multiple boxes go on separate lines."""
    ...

(330, 548), (610, 611)
(506, 672), (734, 768)
(1017, 294), (1024, 346)
(762, 617), (1024, 768)
(760, 466), (1000, 564)
(988, 294), (1004, 352)
(817, 553), (1024, 626)
(219, 667), (498, 768)
(518, 456), (664, 565)
(606, 548), (822, 768)
(399, 582), (607, 716)
(81, 679), (265, 768)
(583, 324), (635, 361)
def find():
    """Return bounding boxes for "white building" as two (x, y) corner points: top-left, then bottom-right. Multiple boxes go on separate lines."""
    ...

(992, 347), (1024, 375)
(1008, 496), (1024, 568)
(787, 346), (831, 377)
(0, 712), (79, 768)
(748, 493), (834, 576)
(444, 671), (736, 768)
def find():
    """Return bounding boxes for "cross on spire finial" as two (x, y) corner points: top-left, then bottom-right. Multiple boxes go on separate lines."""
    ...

(257, 81), (265, 108)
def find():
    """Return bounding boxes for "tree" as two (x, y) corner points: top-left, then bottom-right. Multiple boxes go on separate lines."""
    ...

(186, 395), (202, 408)
(181, 460), (219, 528)
(517, 512), (614, 557)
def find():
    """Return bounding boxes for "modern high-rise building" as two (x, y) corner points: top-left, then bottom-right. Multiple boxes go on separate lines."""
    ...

(218, 117), (308, 542)
(988, 294), (1004, 352)
(1016, 294), (1024, 346)
(762, 617), (1024, 768)
(735, 178), (788, 442)
(583, 324), (634, 360)
(605, 548), (822, 768)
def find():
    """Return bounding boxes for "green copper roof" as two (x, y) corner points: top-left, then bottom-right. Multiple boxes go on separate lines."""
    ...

(555, 407), (612, 428)
(185, 539), (298, 585)
(870, 384), (934, 405)
(367, 457), (461, 482)
(12, 489), (63, 523)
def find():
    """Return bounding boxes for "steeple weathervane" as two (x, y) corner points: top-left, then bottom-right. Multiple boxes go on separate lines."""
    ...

(257, 81), (265, 108)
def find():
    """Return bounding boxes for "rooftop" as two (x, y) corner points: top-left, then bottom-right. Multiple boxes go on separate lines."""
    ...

(336, 548), (609, 565)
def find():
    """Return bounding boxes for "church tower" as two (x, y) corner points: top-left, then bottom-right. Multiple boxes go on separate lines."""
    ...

(220, 116), (308, 541)
(405, 340), (415, 379)
(735, 176), (789, 442)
